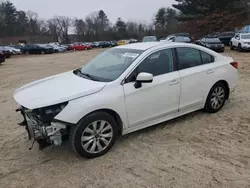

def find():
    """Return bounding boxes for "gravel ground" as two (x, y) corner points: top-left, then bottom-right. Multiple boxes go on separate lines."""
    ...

(0, 49), (249, 188)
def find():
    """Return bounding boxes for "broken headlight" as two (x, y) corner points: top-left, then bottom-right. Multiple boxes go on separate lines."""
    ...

(34, 102), (68, 123)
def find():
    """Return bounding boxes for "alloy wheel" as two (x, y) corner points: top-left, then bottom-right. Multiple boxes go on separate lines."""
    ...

(81, 120), (113, 154)
(210, 86), (225, 110)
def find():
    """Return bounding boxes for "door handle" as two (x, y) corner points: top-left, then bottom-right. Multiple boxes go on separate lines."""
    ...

(206, 69), (215, 74)
(169, 79), (179, 86)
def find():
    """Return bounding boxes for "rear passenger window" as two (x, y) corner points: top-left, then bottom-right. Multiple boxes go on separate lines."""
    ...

(200, 51), (214, 64)
(176, 47), (202, 70)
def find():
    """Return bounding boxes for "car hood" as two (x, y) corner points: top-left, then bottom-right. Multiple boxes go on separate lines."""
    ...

(14, 71), (107, 109)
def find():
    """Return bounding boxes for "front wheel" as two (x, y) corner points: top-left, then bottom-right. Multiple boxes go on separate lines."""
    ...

(230, 42), (234, 50)
(70, 112), (118, 158)
(204, 82), (227, 113)
(238, 44), (243, 52)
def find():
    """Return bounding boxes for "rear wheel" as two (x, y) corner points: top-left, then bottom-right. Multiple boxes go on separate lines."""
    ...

(70, 112), (118, 158)
(204, 82), (227, 113)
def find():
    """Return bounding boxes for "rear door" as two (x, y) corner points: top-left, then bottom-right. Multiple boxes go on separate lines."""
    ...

(175, 47), (217, 111)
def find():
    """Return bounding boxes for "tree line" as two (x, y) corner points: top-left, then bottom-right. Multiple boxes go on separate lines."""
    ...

(0, 0), (249, 43)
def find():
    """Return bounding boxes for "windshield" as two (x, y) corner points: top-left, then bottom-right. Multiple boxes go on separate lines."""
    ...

(80, 48), (144, 82)
(205, 38), (221, 43)
(241, 34), (250, 39)
(142, 36), (157, 42)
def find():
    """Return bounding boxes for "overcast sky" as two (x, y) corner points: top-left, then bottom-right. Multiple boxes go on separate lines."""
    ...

(11, 0), (176, 23)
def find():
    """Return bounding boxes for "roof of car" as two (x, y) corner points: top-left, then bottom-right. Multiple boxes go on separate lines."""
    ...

(116, 42), (161, 50)
(116, 42), (198, 50)
(115, 42), (221, 57)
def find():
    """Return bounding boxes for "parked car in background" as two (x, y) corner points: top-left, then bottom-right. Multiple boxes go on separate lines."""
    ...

(92, 42), (100, 48)
(110, 41), (117, 47)
(0, 46), (11, 58)
(129, 39), (138, 43)
(62, 44), (73, 51)
(11, 45), (24, 50)
(0, 51), (5, 64)
(83, 43), (93, 50)
(230, 33), (250, 51)
(8, 46), (22, 55)
(99, 41), (111, 48)
(142, 36), (157, 42)
(14, 42), (238, 158)
(48, 44), (67, 52)
(199, 37), (225, 52)
(216, 32), (235, 46)
(72, 43), (87, 50)
(2, 46), (21, 55)
(117, 40), (130, 46)
(163, 35), (192, 43)
(21, 44), (54, 54)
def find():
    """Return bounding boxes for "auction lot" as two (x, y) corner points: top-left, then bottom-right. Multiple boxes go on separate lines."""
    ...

(0, 49), (249, 188)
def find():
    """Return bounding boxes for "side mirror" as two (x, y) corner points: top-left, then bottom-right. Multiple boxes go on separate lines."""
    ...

(134, 72), (153, 89)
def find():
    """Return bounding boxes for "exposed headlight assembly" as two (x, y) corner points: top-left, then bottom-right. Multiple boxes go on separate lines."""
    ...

(34, 102), (68, 123)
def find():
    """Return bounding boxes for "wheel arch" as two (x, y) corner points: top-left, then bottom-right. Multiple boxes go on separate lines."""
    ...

(212, 80), (230, 99)
(77, 108), (124, 135)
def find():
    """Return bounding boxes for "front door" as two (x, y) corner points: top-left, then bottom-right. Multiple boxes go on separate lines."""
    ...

(123, 48), (180, 127)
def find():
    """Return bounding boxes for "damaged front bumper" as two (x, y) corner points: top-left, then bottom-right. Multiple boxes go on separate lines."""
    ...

(16, 105), (69, 150)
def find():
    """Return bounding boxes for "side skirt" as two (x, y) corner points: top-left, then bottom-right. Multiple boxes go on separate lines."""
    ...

(122, 104), (204, 135)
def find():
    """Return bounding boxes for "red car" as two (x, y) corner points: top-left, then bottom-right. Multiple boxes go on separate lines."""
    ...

(72, 43), (88, 51)
(84, 43), (93, 50)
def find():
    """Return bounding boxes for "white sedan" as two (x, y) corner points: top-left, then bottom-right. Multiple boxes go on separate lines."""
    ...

(14, 42), (238, 158)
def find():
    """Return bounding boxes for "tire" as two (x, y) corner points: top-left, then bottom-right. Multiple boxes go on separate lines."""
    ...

(238, 44), (243, 52)
(25, 51), (29, 55)
(70, 112), (118, 158)
(41, 51), (45, 55)
(230, 42), (234, 50)
(204, 82), (227, 113)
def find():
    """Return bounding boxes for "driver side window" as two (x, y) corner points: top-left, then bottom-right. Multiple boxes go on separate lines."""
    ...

(126, 49), (174, 82)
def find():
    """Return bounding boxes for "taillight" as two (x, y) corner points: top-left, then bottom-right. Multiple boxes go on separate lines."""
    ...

(230, 61), (238, 69)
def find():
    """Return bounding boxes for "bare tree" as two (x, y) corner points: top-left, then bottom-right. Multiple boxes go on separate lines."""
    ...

(47, 18), (59, 41)
(74, 19), (86, 41)
(26, 10), (47, 36)
(53, 16), (72, 43)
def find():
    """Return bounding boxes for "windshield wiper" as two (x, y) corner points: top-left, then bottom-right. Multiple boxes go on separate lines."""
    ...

(74, 69), (99, 81)
(81, 72), (99, 81)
